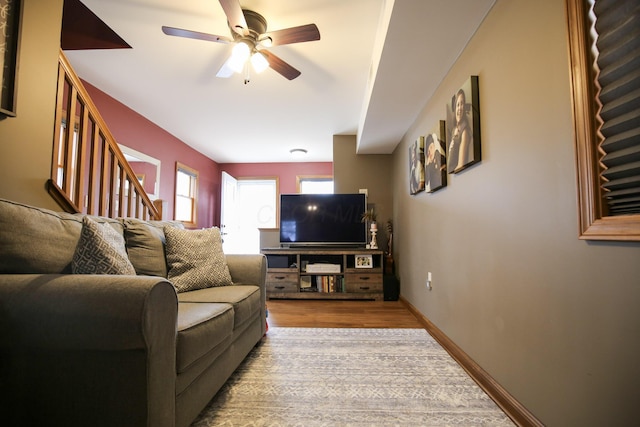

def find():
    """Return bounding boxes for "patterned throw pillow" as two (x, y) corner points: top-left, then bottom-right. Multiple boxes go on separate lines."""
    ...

(72, 216), (136, 275)
(164, 226), (233, 292)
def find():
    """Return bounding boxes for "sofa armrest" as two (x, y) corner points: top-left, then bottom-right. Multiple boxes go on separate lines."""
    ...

(0, 274), (178, 427)
(225, 254), (267, 287)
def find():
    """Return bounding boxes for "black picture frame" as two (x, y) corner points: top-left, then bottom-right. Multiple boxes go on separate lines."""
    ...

(446, 76), (481, 173)
(409, 136), (425, 195)
(424, 120), (447, 193)
(1, 0), (23, 117)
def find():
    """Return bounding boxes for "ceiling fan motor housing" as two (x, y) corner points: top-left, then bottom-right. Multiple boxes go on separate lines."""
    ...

(231, 10), (268, 48)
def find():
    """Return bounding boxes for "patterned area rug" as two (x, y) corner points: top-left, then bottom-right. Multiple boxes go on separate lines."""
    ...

(192, 328), (515, 426)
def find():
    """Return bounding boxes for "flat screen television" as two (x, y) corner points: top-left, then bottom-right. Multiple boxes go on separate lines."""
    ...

(279, 193), (367, 247)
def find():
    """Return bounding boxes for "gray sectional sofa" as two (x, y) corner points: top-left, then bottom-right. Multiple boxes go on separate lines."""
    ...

(0, 198), (267, 427)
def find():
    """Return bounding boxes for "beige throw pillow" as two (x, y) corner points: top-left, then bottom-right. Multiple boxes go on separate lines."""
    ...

(72, 216), (136, 275)
(163, 226), (233, 292)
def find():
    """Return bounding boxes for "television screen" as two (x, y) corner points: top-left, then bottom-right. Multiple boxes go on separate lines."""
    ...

(279, 194), (367, 247)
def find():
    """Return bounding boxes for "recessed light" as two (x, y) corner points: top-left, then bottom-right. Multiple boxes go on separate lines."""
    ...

(289, 148), (308, 156)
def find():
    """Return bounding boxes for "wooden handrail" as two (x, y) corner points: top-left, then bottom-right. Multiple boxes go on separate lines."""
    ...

(50, 50), (160, 220)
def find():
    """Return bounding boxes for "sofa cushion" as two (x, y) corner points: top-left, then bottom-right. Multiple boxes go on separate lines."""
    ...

(121, 218), (183, 277)
(72, 216), (136, 275)
(178, 285), (261, 331)
(0, 198), (79, 273)
(164, 227), (233, 292)
(176, 302), (234, 373)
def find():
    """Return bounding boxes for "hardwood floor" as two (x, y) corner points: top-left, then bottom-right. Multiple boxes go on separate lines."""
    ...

(266, 299), (424, 328)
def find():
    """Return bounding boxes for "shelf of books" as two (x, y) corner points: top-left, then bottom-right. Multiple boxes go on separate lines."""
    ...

(300, 275), (345, 294)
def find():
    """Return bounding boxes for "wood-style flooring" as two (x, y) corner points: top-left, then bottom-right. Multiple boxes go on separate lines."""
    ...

(266, 299), (424, 328)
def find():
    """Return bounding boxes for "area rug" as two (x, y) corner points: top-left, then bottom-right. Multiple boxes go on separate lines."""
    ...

(191, 327), (515, 426)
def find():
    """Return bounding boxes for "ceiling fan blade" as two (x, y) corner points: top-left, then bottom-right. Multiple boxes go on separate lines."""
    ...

(216, 56), (235, 78)
(162, 26), (232, 44)
(219, 0), (248, 36)
(261, 50), (301, 80)
(262, 24), (320, 46)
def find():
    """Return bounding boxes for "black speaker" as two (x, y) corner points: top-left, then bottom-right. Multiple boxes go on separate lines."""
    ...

(383, 275), (400, 301)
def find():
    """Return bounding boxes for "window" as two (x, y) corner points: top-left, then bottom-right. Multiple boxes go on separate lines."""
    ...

(237, 178), (278, 230)
(566, 0), (640, 240)
(175, 162), (198, 225)
(297, 175), (334, 194)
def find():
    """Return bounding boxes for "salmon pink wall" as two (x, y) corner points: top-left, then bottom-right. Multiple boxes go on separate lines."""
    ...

(220, 162), (333, 194)
(84, 81), (333, 227)
(84, 81), (220, 228)
(129, 161), (156, 195)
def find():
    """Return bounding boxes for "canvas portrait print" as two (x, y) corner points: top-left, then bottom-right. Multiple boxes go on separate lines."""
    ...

(409, 136), (425, 195)
(424, 121), (447, 193)
(446, 76), (481, 174)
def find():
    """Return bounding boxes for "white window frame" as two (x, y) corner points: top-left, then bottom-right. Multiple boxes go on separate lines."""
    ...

(175, 162), (199, 226)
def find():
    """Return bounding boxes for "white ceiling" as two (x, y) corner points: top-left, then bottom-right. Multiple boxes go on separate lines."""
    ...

(65, 0), (495, 163)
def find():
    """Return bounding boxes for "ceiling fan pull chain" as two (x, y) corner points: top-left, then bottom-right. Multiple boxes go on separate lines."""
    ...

(244, 63), (251, 85)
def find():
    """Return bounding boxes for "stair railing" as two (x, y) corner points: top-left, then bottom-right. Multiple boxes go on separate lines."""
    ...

(48, 50), (161, 220)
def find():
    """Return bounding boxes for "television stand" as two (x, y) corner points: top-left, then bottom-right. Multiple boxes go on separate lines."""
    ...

(261, 247), (384, 301)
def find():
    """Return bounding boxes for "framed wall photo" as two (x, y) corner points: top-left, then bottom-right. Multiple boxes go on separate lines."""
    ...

(446, 76), (481, 174)
(425, 120), (447, 193)
(409, 136), (425, 194)
(0, 0), (22, 117)
(355, 254), (373, 269)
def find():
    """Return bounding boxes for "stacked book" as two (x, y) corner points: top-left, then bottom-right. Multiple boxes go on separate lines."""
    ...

(315, 275), (345, 293)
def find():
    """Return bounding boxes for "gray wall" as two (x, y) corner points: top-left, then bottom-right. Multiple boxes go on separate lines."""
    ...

(0, 0), (63, 208)
(333, 135), (394, 252)
(392, 0), (640, 425)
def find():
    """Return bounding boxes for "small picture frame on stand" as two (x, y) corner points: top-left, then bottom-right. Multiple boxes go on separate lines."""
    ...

(355, 254), (373, 269)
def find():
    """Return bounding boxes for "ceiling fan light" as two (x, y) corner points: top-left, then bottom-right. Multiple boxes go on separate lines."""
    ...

(251, 52), (269, 73)
(228, 42), (250, 73)
(232, 41), (250, 60)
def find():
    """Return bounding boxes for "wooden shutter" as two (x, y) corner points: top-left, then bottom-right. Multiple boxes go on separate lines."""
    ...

(593, 0), (640, 215)
(566, 0), (640, 240)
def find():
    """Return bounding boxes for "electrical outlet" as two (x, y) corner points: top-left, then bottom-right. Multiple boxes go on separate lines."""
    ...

(426, 272), (433, 291)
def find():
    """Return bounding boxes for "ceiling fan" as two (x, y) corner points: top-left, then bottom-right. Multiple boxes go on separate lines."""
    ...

(162, 0), (320, 82)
